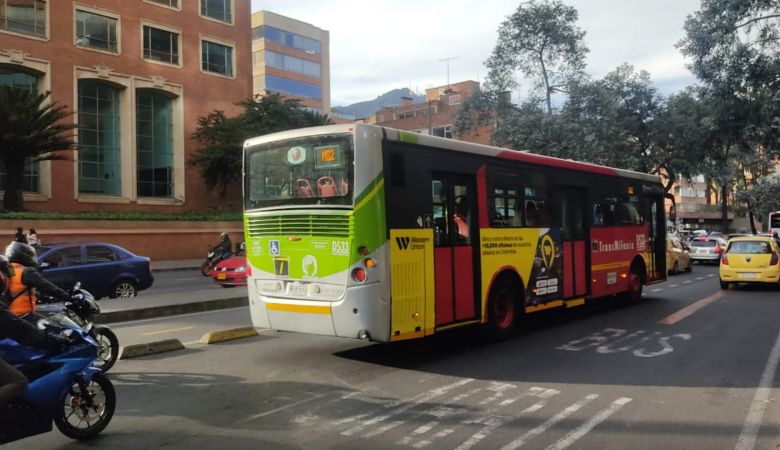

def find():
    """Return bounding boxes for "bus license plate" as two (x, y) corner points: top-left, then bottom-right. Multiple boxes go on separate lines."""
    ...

(217, 273), (227, 280)
(741, 273), (757, 279)
(289, 283), (308, 296)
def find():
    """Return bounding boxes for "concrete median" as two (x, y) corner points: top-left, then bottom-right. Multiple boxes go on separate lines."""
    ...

(119, 339), (185, 360)
(95, 296), (249, 324)
(200, 327), (259, 344)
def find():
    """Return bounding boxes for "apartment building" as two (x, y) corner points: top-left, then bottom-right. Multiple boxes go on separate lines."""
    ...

(0, 0), (252, 212)
(250, 11), (330, 116)
(375, 80), (491, 144)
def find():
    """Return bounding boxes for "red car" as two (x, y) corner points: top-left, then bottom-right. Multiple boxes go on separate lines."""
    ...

(212, 256), (248, 288)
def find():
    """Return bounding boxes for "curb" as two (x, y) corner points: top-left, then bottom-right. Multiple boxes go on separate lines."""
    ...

(200, 327), (259, 344)
(95, 296), (249, 324)
(119, 339), (185, 360)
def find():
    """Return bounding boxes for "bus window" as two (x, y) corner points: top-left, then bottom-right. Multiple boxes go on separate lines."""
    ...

(592, 195), (643, 226)
(432, 179), (449, 246)
(453, 184), (470, 244)
(525, 200), (552, 227)
(487, 174), (521, 228)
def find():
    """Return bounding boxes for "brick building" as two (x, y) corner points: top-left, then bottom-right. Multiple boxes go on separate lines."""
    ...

(0, 0), (252, 213)
(250, 11), (330, 116)
(375, 80), (491, 144)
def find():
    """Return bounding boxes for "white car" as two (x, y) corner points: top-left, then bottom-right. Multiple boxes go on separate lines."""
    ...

(689, 237), (727, 264)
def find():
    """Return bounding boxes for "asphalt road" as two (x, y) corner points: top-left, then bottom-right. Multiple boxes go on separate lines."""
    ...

(9, 263), (780, 450)
(139, 269), (218, 296)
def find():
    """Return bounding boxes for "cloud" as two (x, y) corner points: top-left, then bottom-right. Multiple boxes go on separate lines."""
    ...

(251, 0), (703, 106)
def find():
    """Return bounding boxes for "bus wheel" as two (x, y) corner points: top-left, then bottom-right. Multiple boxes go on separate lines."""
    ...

(624, 265), (643, 303)
(485, 278), (520, 340)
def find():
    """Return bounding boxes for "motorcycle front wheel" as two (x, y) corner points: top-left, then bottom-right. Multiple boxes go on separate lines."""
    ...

(201, 261), (213, 277)
(93, 326), (119, 372)
(54, 372), (116, 440)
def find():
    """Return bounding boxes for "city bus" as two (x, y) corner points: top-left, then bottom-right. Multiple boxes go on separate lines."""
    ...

(243, 124), (667, 342)
(769, 211), (780, 236)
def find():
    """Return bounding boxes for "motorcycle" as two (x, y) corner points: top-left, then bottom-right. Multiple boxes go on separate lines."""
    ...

(0, 313), (117, 444)
(35, 283), (119, 372)
(201, 250), (229, 277)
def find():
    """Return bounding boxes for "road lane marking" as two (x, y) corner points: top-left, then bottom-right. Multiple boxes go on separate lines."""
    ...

(658, 291), (727, 325)
(707, 274), (715, 277)
(413, 429), (455, 448)
(735, 325), (780, 450)
(683, 281), (692, 284)
(651, 289), (663, 292)
(340, 378), (474, 436)
(499, 395), (599, 450)
(696, 277), (705, 280)
(110, 306), (249, 326)
(238, 393), (324, 424)
(669, 284), (679, 288)
(141, 326), (194, 336)
(545, 397), (632, 450)
(175, 277), (200, 282)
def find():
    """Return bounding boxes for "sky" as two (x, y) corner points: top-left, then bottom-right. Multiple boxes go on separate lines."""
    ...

(250, 0), (703, 107)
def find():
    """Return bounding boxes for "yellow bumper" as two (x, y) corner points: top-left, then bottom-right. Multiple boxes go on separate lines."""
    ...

(720, 266), (780, 283)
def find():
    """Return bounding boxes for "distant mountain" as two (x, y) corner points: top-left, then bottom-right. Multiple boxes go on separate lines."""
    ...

(334, 88), (425, 120)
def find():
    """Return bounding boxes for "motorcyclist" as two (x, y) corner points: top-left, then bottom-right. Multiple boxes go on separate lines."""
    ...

(209, 232), (232, 262)
(0, 255), (69, 408)
(5, 242), (73, 318)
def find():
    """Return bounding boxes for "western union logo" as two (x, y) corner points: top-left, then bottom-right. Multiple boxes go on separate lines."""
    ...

(396, 236), (430, 250)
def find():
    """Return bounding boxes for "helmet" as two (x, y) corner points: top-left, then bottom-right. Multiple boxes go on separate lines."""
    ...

(0, 255), (15, 292)
(221, 232), (229, 240)
(6, 241), (38, 268)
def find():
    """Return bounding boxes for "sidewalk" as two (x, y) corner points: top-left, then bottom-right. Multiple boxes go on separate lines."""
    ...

(153, 259), (202, 272)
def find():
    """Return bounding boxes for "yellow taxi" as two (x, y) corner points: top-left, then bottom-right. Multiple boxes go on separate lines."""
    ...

(667, 236), (692, 275)
(719, 235), (780, 289)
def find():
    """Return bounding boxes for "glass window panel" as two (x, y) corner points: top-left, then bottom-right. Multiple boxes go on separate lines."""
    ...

(78, 81), (121, 196)
(265, 75), (322, 100)
(1, 0), (47, 37)
(75, 10), (117, 52)
(86, 246), (118, 264)
(200, 0), (231, 23)
(0, 69), (40, 192)
(143, 26), (179, 65)
(147, 0), (179, 7)
(202, 41), (233, 76)
(136, 91), (173, 198)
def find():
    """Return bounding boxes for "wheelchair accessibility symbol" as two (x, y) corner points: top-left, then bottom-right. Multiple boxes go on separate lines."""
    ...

(269, 240), (280, 256)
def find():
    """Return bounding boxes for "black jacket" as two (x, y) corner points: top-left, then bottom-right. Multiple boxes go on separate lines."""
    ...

(210, 239), (232, 255)
(20, 267), (71, 301)
(0, 295), (51, 348)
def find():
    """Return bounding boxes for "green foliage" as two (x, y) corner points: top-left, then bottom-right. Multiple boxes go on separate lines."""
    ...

(735, 175), (780, 226)
(485, 0), (588, 114)
(190, 93), (333, 196)
(0, 210), (242, 222)
(0, 87), (77, 212)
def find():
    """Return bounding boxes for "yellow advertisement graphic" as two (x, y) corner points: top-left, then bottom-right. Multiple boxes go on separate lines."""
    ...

(389, 229), (435, 341)
(541, 235), (555, 269)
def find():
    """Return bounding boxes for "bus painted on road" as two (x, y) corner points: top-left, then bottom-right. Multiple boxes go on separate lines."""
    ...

(243, 124), (667, 342)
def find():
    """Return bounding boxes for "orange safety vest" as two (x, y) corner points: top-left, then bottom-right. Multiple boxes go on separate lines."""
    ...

(8, 263), (36, 316)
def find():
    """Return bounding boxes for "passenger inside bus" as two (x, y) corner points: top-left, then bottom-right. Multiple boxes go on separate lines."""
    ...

(454, 196), (469, 241)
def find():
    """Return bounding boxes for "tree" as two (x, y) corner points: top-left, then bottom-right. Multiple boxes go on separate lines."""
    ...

(678, 0), (780, 231)
(735, 174), (780, 230)
(191, 93), (332, 197)
(485, 0), (589, 115)
(0, 86), (76, 211)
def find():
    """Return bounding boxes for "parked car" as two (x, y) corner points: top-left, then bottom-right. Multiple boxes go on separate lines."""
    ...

(720, 235), (780, 289)
(690, 237), (728, 264)
(667, 236), (692, 275)
(36, 243), (154, 299)
(212, 256), (248, 288)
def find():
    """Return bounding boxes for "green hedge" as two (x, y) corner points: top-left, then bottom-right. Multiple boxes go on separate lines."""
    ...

(0, 210), (243, 222)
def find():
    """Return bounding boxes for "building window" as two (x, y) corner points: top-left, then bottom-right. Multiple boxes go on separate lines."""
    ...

(143, 25), (179, 65)
(201, 39), (233, 76)
(200, 0), (231, 23)
(433, 125), (453, 139)
(254, 25), (321, 55)
(0, 0), (46, 38)
(264, 51), (321, 78)
(147, 0), (178, 7)
(0, 69), (39, 193)
(394, 107), (434, 120)
(265, 75), (321, 100)
(78, 81), (121, 196)
(136, 91), (173, 198)
(75, 9), (118, 53)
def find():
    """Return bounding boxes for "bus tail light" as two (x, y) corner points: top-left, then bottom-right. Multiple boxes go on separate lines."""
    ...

(721, 253), (729, 265)
(771, 253), (779, 266)
(358, 246), (369, 256)
(365, 258), (375, 269)
(353, 268), (367, 283)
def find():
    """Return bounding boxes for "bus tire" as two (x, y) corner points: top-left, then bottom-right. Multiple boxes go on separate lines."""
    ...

(484, 276), (522, 341)
(623, 260), (645, 303)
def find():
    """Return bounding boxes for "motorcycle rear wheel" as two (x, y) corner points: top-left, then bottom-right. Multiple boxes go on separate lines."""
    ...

(201, 262), (213, 277)
(54, 372), (116, 440)
(93, 326), (119, 372)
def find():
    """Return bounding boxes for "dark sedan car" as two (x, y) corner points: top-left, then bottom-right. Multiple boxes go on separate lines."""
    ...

(35, 243), (154, 299)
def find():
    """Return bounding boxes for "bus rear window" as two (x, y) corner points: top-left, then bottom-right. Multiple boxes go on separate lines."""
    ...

(728, 241), (772, 254)
(771, 214), (780, 229)
(245, 133), (354, 209)
(691, 239), (717, 247)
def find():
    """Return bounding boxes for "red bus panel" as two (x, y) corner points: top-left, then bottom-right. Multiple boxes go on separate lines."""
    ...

(453, 247), (474, 320)
(434, 248), (454, 325)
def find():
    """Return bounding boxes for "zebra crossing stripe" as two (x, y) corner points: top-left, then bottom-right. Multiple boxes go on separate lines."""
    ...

(544, 397), (633, 450)
(499, 395), (600, 450)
